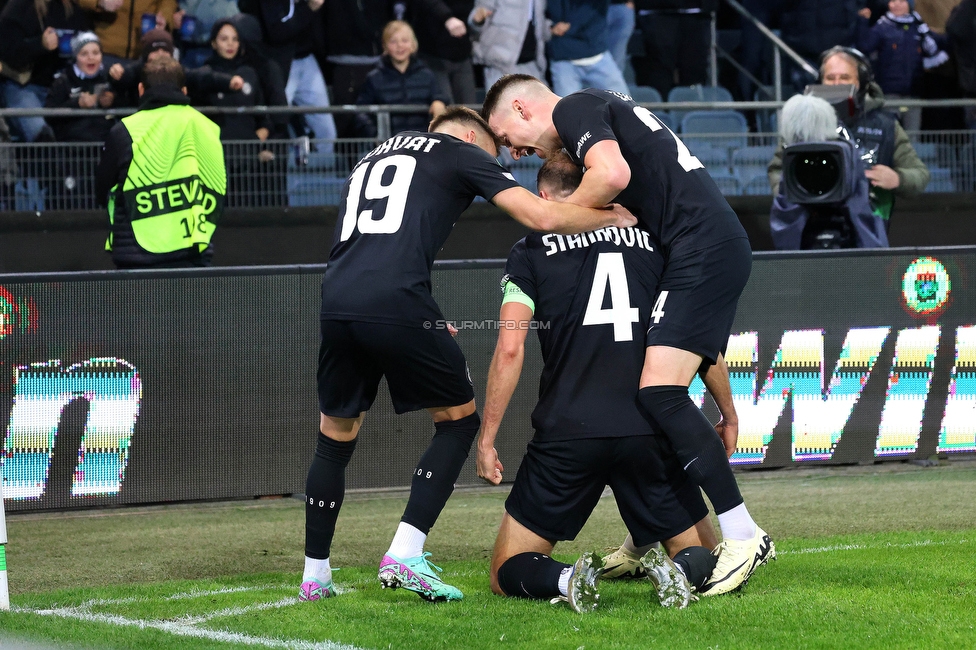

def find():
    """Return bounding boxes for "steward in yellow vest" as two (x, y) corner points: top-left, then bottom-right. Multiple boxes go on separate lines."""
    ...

(95, 57), (226, 268)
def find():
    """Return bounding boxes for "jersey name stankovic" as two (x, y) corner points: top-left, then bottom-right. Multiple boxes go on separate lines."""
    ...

(541, 225), (655, 257)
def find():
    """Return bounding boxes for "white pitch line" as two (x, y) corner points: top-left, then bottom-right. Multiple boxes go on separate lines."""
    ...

(18, 606), (369, 650)
(179, 597), (298, 624)
(779, 538), (970, 555)
(76, 584), (291, 608)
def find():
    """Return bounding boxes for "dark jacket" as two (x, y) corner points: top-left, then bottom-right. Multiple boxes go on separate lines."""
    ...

(546, 0), (610, 62)
(857, 12), (950, 96)
(947, 0), (976, 95)
(95, 85), (215, 267)
(195, 53), (271, 141)
(44, 64), (116, 142)
(324, 0), (391, 59)
(355, 56), (450, 137)
(238, 0), (323, 81)
(0, 0), (91, 87)
(779, 0), (859, 59)
(410, 0), (474, 62)
(110, 58), (236, 107)
(229, 13), (290, 138)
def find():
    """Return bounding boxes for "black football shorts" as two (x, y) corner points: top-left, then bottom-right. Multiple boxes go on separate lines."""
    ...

(317, 319), (475, 417)
(505, 435), (709, 545)
(644, 236), (752, 363)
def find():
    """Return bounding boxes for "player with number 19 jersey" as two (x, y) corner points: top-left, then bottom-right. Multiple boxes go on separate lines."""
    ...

(321, 131), (519, 326)
(502, 225), (663, 440)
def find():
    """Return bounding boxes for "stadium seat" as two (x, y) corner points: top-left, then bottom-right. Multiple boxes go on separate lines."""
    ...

(667, 84), (734, 129)
(631, 86), (663, 105)
(689, 144), (730, 171)
(680, 110), (748, 151)
(287, 172), (347, 206)
(912, 141), (939, 165)
(707, 168), (740, 196)
(740, 174), (773, 196)
(732, 145), (776, 190)
(925, 167), (955, 193)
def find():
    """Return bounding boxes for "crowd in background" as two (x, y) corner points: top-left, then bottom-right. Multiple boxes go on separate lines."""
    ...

(2, 0), (976, 143)
(0, 0), (975, 147)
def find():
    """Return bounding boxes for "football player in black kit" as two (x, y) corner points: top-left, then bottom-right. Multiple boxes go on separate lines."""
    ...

(300, 106), (637, 603)
(482, 76), (774, 596)
(477, 154), (721, 612)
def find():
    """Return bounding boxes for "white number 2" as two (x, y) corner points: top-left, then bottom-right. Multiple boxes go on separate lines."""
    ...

(632, 106), (704, 173)
(582, 252), (641, 342)
(340, 154), (417, 241)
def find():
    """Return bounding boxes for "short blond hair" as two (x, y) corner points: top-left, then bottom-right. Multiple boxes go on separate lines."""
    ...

(382, 20), (418, 50)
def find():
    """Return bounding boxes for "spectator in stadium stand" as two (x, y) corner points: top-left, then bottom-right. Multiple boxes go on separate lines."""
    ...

(736, 0), (786, 103)
(0, 0), (92, 142)
(946, 0), (976, 128)
(607, 0), (635, 77)
(778, 0), (860, 91)
(768, 46), (930, 225)
(196, 19), (285, 208)
(354, 21), (449, 138)
(467, 0), (549, 91)
(107, 29), (244, 108)
(44, 31), (116, 142)
(856, 0), (950, 133)
(171, 0), (238, 68)
(545, 0), (629, 96)
(409, 0), (478, 104)
(634, 0), (715, 99)
(322, 0), (394, 138)
(95, 56), (225, 269)
(238, 0), (337, 151)
(76, 0), (175, 63)
(227, 13), (291, 140)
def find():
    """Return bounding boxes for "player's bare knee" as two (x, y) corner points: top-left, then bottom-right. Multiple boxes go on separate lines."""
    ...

(429, 399), (477, 422)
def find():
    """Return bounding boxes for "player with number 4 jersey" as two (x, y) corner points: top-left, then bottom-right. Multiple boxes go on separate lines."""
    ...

(483, 78), (774, 596)
(301, 106), (637, 605)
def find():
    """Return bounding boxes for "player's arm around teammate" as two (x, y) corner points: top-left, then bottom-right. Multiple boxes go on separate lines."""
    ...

(429, 108), (637, 235)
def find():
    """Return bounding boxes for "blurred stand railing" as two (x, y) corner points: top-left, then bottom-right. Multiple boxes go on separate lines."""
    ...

(2, 101), (975, 211)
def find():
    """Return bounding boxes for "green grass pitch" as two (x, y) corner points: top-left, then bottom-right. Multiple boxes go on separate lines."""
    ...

(1, 462), (974, 649)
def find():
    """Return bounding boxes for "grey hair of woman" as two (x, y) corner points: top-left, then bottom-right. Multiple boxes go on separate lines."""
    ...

(779, 94), (839, 145)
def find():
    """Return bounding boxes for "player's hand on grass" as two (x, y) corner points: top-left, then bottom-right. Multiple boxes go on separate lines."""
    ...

(608, 203), (638, 229)
(477, 444), (504, 485)
(715, 417), (738, 458)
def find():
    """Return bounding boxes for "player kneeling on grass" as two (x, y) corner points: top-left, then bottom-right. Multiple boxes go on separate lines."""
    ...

(476, 154), (720, 612)
(300, 108), (637, 604)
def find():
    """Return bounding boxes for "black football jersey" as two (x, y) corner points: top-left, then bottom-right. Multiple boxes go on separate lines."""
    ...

(503, 226), (664, 440)
(321, 132), (519, 325)
(552, 88), (747, 255)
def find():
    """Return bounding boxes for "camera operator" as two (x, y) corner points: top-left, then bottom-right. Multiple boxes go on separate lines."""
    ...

(768, 46), (930, 227)
(769, 94), (888, 249)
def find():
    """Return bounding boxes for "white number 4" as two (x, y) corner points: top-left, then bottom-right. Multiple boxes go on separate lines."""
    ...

(651, 291), (668, 324)
(582, 253), (640, 342)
